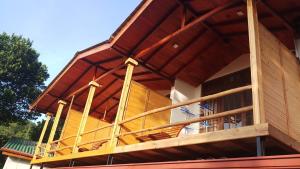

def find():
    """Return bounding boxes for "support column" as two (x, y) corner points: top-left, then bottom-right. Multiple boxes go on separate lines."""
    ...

(33, 113), (52, 159)
(295, 38), (300, 60)
(72, 81), (100, 153)
(109, 58), (138, 152)
(247, 0), (265, 124)
(45, 100), (66, 156)
(256, 136), (265, 156)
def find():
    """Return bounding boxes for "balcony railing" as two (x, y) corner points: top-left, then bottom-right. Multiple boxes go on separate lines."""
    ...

(32, 58), (253, 163)
(34, 84), (253, 160)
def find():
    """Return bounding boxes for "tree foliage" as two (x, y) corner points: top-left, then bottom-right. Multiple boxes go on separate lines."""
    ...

(0, 33), (49, 122)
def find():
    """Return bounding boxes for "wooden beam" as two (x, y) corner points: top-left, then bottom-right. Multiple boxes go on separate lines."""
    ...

(112, 45), (174, 82)
(247, 0), (265, 124)
(114, 123), (269, 154)
(106, 102), (118, 113)
(129, 4), (179, 55)
(33, 113), (52, 159)
(136, 77), (164, 83)
(131, 71), (152, 77)
(138, 61), (174, 82)
(109, 58), (138, 152)
(92, 86), (122, 113)
(259, 0), (295, 35)
(132, 0), (239, 60)
(175, 0), (227, 40)
(92, 78), (119, 106)
(44, 65), (94, 112)
(64, 58), (123, 102)
(93, 56), (123, 65)
(181, 4), (187, 28)
(72, 81), (100, 153)
(45, 100), (66, 156)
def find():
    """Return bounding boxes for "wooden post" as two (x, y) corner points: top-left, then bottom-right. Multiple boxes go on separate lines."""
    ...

(57, 95), (74, 152)
(33, 113), (52, 159)
(109, 58), (138, 152)
(72, 81), (100, 153)
(45, 100), (66, 156)
(247, 0), (265, 124)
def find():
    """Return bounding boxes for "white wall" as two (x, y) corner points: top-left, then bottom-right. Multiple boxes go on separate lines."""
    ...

(3, 156), (45, 169)
(170, 79), (201, 135)
(169, 54), (250, 135)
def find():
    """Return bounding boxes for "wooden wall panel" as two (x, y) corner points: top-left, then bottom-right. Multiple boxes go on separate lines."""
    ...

(259, 24), (288, 134)
(119, 81), (171, 145)
(281, 44), (300, 141)
(57, 109), (111, 155)
(258, 23), (300, 141)
(57, 109), (82, 155)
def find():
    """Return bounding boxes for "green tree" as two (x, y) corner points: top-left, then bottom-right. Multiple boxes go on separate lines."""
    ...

(0, 33), (49, 122)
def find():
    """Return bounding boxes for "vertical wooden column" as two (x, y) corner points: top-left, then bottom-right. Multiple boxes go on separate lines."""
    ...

(247, 0), (265, 124)
(57, 95), (75, 150)
(33, 113), (52, 159)
(109, 58), (138, 152)
(45, 100), (66, 156)
(72, 81), (100, 153)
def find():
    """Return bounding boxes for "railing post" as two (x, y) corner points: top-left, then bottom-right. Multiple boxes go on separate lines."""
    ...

(45, 100), (66, 156)
(109, 58), (138, 152)
(72, 81), (100, 153)
(247, 0), (265, 124)
(33, 113), (52, 159)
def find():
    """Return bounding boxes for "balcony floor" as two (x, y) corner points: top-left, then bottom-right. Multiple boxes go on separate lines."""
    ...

(32, 123), (300, 168)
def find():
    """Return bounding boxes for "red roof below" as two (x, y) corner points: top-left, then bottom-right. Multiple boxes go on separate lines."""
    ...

(55, 154), (300, 169)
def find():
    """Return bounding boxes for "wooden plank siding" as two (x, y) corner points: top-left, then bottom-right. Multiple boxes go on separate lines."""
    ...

(119, 81), (171, 145)
(56, 109), (111, 155)
(257, 23), (300, 141)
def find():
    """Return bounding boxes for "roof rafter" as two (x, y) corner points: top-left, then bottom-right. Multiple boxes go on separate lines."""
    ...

(131, 0), (240, 60)
(259, 0), (296, 35)
(175, 0), (226, 39)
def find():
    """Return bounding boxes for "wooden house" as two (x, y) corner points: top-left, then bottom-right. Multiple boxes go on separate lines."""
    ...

(30, 0), (300, 167)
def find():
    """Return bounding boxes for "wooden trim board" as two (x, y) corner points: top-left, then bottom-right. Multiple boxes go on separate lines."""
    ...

(115, 123), (269, 153)
(31, 124), (268, 164)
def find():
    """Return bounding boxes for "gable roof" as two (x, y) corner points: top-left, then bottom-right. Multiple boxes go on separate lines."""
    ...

(30, 0), (300, 119)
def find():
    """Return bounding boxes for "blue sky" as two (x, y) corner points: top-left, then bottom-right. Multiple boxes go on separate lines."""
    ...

(0, 0), (140, 85)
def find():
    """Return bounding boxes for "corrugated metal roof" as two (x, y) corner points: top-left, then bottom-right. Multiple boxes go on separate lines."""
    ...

(1, 138), (37, 155)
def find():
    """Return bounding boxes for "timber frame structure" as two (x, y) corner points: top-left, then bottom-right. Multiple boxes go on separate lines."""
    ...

(30, 0), (300, 168)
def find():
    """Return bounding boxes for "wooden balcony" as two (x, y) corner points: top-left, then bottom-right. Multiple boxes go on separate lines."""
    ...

(29, 0), (300, 167)
(30, 79), (299, 167)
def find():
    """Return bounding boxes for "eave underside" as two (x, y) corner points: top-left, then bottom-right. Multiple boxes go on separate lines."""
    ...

(31, 0), (300, 120)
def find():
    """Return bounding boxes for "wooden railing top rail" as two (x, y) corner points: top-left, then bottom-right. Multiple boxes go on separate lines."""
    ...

(77, 137), (110, 147)
(80, 124), (114, 136)
(51, 135), (76, 144)
(118, 106), (253, 137)
(48, 145), (73, 153)
(119, 85), (252, 125)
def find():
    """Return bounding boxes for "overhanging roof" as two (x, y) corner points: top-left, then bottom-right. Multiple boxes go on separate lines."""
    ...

(31, 0), (300, 119)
